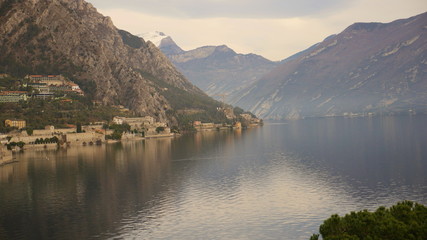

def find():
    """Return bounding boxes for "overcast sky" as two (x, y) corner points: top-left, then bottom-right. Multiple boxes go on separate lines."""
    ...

(86, 0), (426, 61)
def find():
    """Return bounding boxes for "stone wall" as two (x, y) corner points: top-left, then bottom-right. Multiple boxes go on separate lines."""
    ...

(65, 132), (104, 145)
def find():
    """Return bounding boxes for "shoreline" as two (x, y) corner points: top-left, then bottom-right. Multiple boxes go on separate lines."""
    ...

(0, 128), (256, 165)
(1, 133), (177, 164)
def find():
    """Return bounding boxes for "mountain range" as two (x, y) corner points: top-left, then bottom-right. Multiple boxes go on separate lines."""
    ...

(141, 32), (280, 102)
(2, 0), (425, 122)
(143, 12), (427, 120)
(232, 12), (427, 119)
(0, 0), (223, 125)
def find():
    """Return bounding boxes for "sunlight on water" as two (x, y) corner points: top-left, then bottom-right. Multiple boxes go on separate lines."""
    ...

(1, 116), (426, 240)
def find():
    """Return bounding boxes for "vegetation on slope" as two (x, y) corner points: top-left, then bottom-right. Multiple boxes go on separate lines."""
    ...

(137, 70), (229, 127)
(0, 96), (134, 132)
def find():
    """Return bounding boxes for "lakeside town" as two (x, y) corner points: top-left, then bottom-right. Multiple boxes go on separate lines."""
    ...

(0, 73), (262, 165)
(0, 115), (262, 165)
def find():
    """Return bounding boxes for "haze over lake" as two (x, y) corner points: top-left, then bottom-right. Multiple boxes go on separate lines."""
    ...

(1, 116), (426, 240)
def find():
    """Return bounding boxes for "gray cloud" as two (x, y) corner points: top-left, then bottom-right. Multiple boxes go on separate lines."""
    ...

(87, 0), (355, 18)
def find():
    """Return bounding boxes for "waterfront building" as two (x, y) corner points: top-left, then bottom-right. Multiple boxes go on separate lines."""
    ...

(233, 121), (242, 129)
(5, 119), (26, 129)
(112, 116), (156, 129)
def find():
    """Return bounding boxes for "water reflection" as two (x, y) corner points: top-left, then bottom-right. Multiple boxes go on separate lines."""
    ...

(270, 116), (427, 187)
(0, 139), (174, 240)
(1, 116), (426, 240)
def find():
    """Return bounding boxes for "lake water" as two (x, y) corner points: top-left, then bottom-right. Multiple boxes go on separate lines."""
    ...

(1, 116), (427, 240)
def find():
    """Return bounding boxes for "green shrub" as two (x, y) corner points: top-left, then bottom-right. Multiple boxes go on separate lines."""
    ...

(310, 201), (427, 240)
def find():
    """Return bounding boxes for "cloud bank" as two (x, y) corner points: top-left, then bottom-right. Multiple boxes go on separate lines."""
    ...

(87, 0), (427, 60)
(87, 0), (354, 18)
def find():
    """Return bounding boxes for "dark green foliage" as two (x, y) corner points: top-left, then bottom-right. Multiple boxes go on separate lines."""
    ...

(0, 57), (32, 78)
(76, 123), (82, 133)
(25, 127), (33, 136)
(16, 141), (25, 149)
(118, 29), (145, 49)
(109, 123), (130, 132)
(311, 201), (427, 240)
(175, 110), (229, 128)
(105, 123), (130, 140)
(105, 131), (122, 140)
(33, 136), (58, 144)
(0, 76), (21, 90)
(0, 119), (16, 134)
(155, 126), (165, 133)
(5, 141), (25, 150)
(6, 141), (15, 150)
(309, 234), (319, 240)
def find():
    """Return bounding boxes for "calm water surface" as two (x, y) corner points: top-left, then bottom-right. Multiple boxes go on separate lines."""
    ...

(1, 116), (427, 239)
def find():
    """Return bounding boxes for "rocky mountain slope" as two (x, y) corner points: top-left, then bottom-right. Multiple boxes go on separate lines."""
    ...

(0, 0), (219, 124)
(233, 12), (427, 119)
(142, 32), (279, 102)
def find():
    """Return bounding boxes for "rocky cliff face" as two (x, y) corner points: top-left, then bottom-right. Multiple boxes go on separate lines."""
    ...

(0, 0), (209, 123)
(234, 12), (427, 119)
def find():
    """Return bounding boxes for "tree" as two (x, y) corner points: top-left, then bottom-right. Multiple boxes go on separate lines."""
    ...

(17, 141), (25, 149)
(76, 122), (82, 133)
(26, 127), (33, 136)
(156, 126), (165, 133)
(310, 201), (427, 240)
(309, 234), (319, 240)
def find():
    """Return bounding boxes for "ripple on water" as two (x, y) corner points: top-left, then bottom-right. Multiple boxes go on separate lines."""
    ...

(3, 117), (427, 240)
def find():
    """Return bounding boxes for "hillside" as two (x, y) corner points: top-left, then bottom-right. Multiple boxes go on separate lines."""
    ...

(141, 32), (279, 103)
(0, 0), (223, 125)
(233, 12), (427, 119)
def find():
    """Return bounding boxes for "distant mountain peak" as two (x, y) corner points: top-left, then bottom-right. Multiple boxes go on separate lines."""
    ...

(215, 45), (235, 53)
(138, 31), (279, 106)
(138, 31), (184, 55)
(138, 31), (168, 47)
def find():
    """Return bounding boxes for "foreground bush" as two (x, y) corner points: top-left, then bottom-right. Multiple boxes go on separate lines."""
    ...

(310, 201), (427, 240)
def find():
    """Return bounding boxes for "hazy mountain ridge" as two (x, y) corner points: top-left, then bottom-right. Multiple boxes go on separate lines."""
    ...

(234, 12), (427, 119)
(0, 0), (217, 124)
(142, 32), (280, 102)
